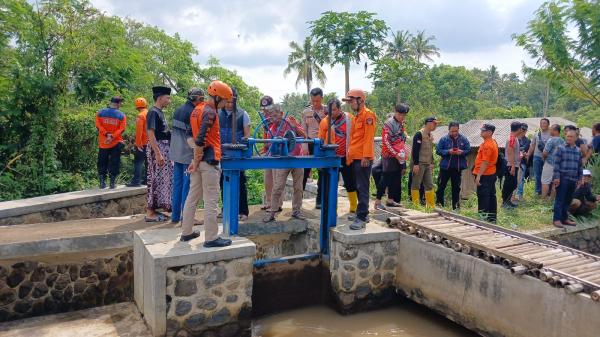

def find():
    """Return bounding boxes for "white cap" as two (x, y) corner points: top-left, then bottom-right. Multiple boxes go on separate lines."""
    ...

(583, 169), (592, 176)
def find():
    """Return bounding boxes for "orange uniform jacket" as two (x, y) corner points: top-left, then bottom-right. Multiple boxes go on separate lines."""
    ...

(135, 109), (148, 148)
(346, 107), (376, 164)
(96, 108), (127, 149)
(317, 112), (354, 157)
(190, 102), (221, 161)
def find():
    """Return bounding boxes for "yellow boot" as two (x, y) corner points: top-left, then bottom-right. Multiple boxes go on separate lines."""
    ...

(411, 190), (420, 205)
(348, 191), (358, 213)
(425, 190), (435, 208)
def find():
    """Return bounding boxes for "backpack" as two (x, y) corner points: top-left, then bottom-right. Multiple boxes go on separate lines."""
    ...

(495, 140), (507, 177)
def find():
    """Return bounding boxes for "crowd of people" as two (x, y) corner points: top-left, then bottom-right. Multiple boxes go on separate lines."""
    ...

(94, 82), (600, 247)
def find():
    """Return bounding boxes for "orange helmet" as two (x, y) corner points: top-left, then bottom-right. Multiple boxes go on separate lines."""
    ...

(134, 97), (148, 108)
(207, 80), (233, 100)
(342, 88), (366, 102)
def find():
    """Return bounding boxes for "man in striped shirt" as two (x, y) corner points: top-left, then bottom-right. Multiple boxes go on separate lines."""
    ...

(552, 130), (583, 228)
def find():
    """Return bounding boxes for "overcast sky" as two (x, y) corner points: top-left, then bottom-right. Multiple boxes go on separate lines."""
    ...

(92, 0), (544, 101)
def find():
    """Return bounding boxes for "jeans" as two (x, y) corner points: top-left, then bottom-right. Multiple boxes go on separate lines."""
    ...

(130, 146), (147, 185)
(477, 174), (497, 222)
(436, 168), (462, 209)
(171, 162), (191, 222)
(220, 171), (249, 216)
(553, 178), (577, 222)
(501, 166), (519, 203)
(351, 160), (372, 221)
(533, 156), (544, 195)
(97, 144), (122, 181)
(516, 162), (527, 197)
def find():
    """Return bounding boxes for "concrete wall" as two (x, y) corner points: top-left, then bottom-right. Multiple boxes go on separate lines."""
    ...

(395, 232), (600, 337)
(0, 187), (146, 226)
(538, 226), (600, 255)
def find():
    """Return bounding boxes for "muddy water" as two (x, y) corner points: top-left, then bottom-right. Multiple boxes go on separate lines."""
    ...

(252, 302), (478, 337)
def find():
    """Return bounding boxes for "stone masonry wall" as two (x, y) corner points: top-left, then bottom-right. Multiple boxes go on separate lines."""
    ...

(0, 194), (147, 226)
(547, 226), (600, 255)
(0, 249), (133, 322)
(165, 257), (253, 337)
(329, 239), (399, 314)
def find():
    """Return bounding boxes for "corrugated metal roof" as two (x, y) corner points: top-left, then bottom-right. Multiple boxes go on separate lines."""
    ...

(430, 117), (592, 148)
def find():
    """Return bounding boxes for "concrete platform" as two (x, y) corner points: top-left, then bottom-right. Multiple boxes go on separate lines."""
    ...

(0, 302), (152, 337)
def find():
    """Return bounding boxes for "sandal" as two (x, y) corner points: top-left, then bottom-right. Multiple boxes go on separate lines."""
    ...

(145, 214), (170, 222)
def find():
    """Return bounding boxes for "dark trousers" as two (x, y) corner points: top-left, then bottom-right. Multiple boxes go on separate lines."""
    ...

(477, 174), (497, 222)
(220, 171), (249, 216)
(303, 142), (323, 206)
(436, 168), (462, 209)
(130, 146), (147, 185)
(376, 160), (404, 203)
(501, 166), (519, 203)
(97, 144), (122, 180)
(340, 157), (356, 193)
(553, 178), (577, 222)
(351, 160), (372, 221)
(372, 160), (383, 197)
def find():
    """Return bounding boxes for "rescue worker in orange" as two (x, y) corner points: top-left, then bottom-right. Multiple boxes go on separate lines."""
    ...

(318, 98), (357, 219)
(127, 97), (149, 187)
(343, 89), (376, 230)
(96, 96), (127, 189)
(181, 80), (232, 247)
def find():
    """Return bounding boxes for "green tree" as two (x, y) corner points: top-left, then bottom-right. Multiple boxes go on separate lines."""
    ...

(309, 11), (389, 93)
(513, 0), (600, 105)
(410, 30), (440, 62)
(386, 30), (413, 61)
(283, 37), (327, 96)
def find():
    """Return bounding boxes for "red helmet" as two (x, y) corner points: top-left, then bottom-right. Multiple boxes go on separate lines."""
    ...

(134, 97), (148, 108)
(207, 81), (233, 100)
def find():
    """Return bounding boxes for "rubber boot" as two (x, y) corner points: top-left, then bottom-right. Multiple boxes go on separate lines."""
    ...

(348, 191), (358, 213)
(425, 190), (435, 208)
(99, 175), (107, 189)
(411, 190), (420, 205)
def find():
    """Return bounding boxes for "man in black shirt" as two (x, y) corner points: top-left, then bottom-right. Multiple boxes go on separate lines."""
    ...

(569, 169), (599, 216)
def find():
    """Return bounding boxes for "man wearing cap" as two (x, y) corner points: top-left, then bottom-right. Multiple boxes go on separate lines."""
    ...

(95, 96), (127, 189)
(259, 95), (276, 211)
(436, 121), (471, 210)
(344, 89), (376, 230)
(569, 169), (599, 217)
(170, 88), (205, 224)
(127, 97), (149, 187)
(264, 104), (307, 222)
(219, 97), (251, 221)
(552, 129), (584, 227)
(501, 121), (522, 208)
(473, 124), (499, 222)
(376, 104), (409, 210)
(145, 86), (173, 222)
(410, 117), (438, 208)
(302, 87), (328, 209)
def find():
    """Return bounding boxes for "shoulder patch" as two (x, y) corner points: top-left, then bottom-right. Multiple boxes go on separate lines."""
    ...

(366, 118), (374, 125)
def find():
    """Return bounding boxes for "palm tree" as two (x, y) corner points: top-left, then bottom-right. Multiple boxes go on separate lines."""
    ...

(283, 37), (327, 96)
(386, 30), (413, 61)
(410, 30), (440, 62)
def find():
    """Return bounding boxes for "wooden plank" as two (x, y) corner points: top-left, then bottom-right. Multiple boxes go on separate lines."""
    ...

(424, 223), (464, 229)
(542, 255), (581, 266)
(531, 252), (574, 263)
(546, 267), (600, 292)
(572, 268), (600, 278)
(498, 243), (538, 253)
(520, 249), (564, 259)
(551, 258), (592, 270)
(419, 219), (455, 226)
(563, 263), (600, 275)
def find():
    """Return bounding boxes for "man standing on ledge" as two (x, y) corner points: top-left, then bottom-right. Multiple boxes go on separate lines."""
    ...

(473, 124), (499, 223)
(301, 87), (328, 209)
(411, 117), (438, 208)
(96, 96), (126, 189)
(181, 80), (232, 247)
(344, 89), (376, 230)
(146, 86), (173, 222)
(127, 97), (148, 187)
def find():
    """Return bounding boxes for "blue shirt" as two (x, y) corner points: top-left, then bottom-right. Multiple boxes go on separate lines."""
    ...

(436, 134), (470, 170)
(553, 144), (582, 182)
(543, 136), (565, 166)
(592, 135), (600, 154)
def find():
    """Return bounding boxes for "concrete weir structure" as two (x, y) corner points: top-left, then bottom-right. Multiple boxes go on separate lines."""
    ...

(2, 186), (600, 337)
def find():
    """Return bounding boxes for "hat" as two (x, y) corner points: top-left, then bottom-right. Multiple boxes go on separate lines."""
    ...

(481, 123), (496, 132)
(583, 169), (592, 176)
(395, 103), (409, 114)
(110, 96), (124, 103)
(152, 86), (171, 100)
(424, 116), (438, 124)
(260, 95), (274, 110)
(188, 87), (204, 98)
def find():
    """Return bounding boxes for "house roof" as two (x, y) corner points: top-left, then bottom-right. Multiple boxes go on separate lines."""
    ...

(430, 117), (592, 149)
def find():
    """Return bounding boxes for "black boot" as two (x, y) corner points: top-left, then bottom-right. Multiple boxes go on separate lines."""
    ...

(109, 177), (116, 189)
(99, 175), (107, 189)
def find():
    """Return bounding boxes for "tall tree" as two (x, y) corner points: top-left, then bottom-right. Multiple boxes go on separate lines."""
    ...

(386, 30), (413, 61)
(309, 11), (389, 93)
(283, 37), (327, 96)
(410, 30), (440, 62)
(513, 0), (600, 105)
